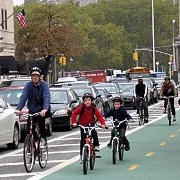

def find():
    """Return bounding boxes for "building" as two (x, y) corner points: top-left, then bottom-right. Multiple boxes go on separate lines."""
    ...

(0, 0), (17, 74)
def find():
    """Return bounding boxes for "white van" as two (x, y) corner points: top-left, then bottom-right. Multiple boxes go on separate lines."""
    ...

(57, 77), (77, 84)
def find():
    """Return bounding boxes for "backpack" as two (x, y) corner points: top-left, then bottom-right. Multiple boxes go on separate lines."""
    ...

(79, 104), (96, 118)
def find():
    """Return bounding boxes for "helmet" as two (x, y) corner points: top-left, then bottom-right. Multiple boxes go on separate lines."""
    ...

(112, 97), (123, 104)
(30, 67), (41, 76)
(82, 93), (94, 101)
(164, 76), (170, 81)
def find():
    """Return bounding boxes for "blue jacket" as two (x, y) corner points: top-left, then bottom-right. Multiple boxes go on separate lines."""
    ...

(16, 80), (50, 113)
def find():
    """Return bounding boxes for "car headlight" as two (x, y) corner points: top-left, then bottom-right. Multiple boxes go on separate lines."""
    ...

(53, 110), (68, 116)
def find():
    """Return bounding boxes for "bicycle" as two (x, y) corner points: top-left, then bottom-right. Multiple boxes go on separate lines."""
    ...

(162, 96), (175, 126)
(108, 119), (128, 164)
(138, 97), (145, 126)
(79, 124), (108, 175)
(20, 113), (48, 173)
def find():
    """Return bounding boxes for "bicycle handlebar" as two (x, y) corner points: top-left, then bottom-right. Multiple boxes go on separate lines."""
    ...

(20, 112), (41, 118)
(107, 118), (128, 128)
(162, 96), (175, 99)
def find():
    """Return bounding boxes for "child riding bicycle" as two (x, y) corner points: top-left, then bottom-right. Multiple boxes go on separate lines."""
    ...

(104, 97), (132, 151)
(71, 93), (106, 162)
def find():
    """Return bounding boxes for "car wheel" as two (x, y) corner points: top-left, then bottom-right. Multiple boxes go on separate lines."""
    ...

(7, 124), (19, 149)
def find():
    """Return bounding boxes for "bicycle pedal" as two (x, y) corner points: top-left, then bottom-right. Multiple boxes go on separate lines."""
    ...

(95, 155), (101, 158)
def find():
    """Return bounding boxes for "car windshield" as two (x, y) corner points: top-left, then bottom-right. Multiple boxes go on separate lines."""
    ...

(11, 80), (30, 86)
(118, 84), (134, 92)
(71, 88), (91, 97)
(103, 86), (117, 93)
(154, 78), (164, 87)
(0, 89), (23, 105)
(50, 90), (68, 104)
(97, 89), (106, 98)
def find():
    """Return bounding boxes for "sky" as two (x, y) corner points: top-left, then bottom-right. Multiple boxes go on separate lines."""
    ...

(13, 0), (24, 6)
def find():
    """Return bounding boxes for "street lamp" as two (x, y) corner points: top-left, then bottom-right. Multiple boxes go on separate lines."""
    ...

(152, 0), (156, 72)
(168, 61), (172, 79)
(156, 61), (159, 72)
(172, 19), (176, 71)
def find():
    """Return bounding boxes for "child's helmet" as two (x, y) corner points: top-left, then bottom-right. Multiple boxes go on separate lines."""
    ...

(82, 93), (94, 101)
(30, 67), (41, 76)
(112, 97), (122, 104)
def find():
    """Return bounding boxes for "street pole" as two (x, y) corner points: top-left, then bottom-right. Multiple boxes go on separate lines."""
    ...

(169, 62), (172, 79)
(172, 20), (176, 71)
(152, 0), (156, 72)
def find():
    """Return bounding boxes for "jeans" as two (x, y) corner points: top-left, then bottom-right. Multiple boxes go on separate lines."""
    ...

(164, 98), (175, 116)
(135, 97), (149, 119)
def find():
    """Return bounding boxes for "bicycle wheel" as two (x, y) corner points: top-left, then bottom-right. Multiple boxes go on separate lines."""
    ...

(167, 107), (171, 126)
(139, 107), (144, 126)
(112, 138), (117, 164)
(23, 135), (35, 173)
(82, 146), (89, 175)
(89, 150), (95, 170)
(118, 141), (124, 161)
(38, 138), (48, 169)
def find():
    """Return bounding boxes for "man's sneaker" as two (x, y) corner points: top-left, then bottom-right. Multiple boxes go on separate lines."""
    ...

(107, 143), (111, 148)
(136, 110), (139, 114)
(144, 118), (148, 123)
(173, 116), (176, 122)
(125, 144), (130, 151)
(163, 109), (166, 114)
(95, 146), (100, 151)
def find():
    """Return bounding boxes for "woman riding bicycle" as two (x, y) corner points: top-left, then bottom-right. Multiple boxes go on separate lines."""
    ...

(104, 97), (132, 151)
(71, 93), (106, 163)
(160, 76), (177, 121)
(14, 67), (51, 146)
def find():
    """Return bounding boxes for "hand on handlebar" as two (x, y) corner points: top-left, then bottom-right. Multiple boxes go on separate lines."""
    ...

(73, 123), (77, 127)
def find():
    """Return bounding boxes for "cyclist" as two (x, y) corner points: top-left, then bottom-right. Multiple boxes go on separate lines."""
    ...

(160, 76), (177, 121)
(71, 93), (106, 163)
(135, 76), (149, 123)
(14, 67), (51, 146)
(104, 97), (132, 151)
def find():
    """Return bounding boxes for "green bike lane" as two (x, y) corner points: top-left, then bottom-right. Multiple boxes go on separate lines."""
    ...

(34, 109), (180, 180)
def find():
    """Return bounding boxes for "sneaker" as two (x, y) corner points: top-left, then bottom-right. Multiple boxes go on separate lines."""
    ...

(144, 118), (148, 123)
(79, 157), (82, 164)
(125, 144), (130, 151)
(136, 110), (139, 114)
(107, 142), (111, 148)
(95, 146), (100, 151)
(163, 109), (166, 114)
(173, 116), (176, 122)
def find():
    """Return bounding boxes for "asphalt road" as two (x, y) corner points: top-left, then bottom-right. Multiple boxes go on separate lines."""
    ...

(0, 98), (179, 180)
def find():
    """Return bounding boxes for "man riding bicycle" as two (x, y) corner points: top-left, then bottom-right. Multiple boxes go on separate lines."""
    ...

(135, 76), (149, 123)
(14, 67), (51, 146)
(160, 76), (177, 121)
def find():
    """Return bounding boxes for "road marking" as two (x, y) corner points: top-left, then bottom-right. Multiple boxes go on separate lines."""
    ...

(170, 134), (176, 138)
(159, 142), (166, 146)
(127, 164), (140, 170)
(0, 172), (38, 178)
(145, 152), (154, 156)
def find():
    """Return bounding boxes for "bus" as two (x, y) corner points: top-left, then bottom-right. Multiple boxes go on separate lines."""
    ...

(125, 67), (151, 80)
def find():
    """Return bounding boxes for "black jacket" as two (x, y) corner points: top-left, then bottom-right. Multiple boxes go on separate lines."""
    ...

(135, 83), (148, 97)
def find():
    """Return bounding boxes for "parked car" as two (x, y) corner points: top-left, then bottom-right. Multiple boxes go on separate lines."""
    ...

(0, 86), (53, 141)
(117, 83), (136, 108)
(94, 82), (124, 103)
(0, 96), (20, 149)
(95, 87), (113, 114)
(50, 87), (82, 130)
(154, 78), (164, 99)
(70, 85), (104, 114)
(0, 77), (31, 87)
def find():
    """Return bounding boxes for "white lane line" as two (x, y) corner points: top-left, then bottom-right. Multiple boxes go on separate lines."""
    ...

(0, 172), (38, 178)
(48, 144), (79, 147)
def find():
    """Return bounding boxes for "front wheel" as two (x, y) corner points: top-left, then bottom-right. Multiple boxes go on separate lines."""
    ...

(119, 142), (124, 161)
(139, 107), (144, 126)
(38, 138), (48, 169)
(89, 150), (95, 170)
(112, 139), (117, 164)
(167, 107), (171, 126)
(82, 146), (89, 175)
(23, 135), (35, 173)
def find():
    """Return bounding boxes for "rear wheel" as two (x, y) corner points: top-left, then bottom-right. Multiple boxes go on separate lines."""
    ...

(167, 107), (171, 126)
(82, 146), (89, 175)
(112, 138), (117, 164)
(23, 135), (35, 173)
(38, 138), (48, 169)
(89, 150), (95, 170)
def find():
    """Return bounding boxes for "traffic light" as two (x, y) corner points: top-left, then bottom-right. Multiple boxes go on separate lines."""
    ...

(62, 57), (66, 65)
(59, 57), (63, 65)
(169, 54), (173, 62)
(133, 51), (138, 61)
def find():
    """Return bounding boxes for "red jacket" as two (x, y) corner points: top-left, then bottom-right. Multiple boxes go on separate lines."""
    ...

(71, 104), (106, 126)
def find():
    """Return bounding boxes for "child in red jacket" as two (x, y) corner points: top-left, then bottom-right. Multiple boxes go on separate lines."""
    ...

(71, 93), (106, 162)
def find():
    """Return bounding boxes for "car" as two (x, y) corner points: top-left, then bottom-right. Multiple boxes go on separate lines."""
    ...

(70, 85), (104, 114)
(0, 77), (31, 87)
(94, 82), (124, 103)
(0, 96), (20, 149)
(154, 78), (164, 99)
(95, 87), (113, 114)
(0, 86), (53, 141)
(117, 83), (136, 108)
(50, 87), (82, 130)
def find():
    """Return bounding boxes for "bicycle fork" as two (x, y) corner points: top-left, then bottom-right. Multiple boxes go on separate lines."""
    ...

(111, 137), (119, 152)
